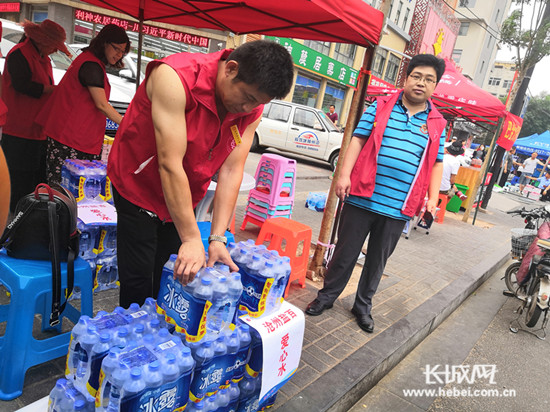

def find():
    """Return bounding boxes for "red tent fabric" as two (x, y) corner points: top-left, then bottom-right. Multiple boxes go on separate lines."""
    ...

(367, 59), (507, 123)
(81, 0), (384, 47)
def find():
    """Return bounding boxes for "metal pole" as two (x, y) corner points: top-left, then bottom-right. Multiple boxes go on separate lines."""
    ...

(136, 0), (145, 92)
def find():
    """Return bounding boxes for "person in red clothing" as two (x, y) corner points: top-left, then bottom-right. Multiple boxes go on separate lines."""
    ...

(306, 54), (446, 334)
(1, 19), (70, 212)
(326, 104), (338, 125)
(108, 40), (294, 307)
(37, 24), (128, 185)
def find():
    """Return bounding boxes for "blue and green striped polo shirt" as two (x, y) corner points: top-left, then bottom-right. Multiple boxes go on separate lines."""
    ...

(346, 95), (445, 220)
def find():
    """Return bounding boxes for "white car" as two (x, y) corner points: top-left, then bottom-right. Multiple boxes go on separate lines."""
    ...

(254, 100), (343, 171)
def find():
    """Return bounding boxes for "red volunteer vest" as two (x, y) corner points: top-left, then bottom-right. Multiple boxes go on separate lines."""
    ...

(36, 51), (110, 154)
(2, 38), (53, 140)
(108, 50), (263, 222)
(349, 91), (447, 217)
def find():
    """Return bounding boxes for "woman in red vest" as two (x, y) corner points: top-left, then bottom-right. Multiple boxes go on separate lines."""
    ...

(37, 24), (128, 184)
(1, 19), (70, 212)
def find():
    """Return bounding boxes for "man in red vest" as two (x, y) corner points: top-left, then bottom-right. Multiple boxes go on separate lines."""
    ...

(108, 40), (294, 308)
(306, 54), (447, 333)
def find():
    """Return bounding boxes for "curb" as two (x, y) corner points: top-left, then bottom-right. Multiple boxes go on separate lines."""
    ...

(276, 247), (510, 411)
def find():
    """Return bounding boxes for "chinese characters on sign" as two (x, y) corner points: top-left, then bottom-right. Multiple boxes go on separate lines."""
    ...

(278, 333), (289, 377)
(75, 9), (209, 48)
(261, 308), (298, 334)
(77, 202), (117, 225)
(266, 36), (359, 88)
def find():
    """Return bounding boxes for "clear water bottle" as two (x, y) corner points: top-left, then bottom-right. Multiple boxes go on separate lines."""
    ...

(176, 346), (195, 374)
(187, 400), (205, 412)
(194, 340), (214, 367)
(233, 248), (252, 269)
(67, 316), (90, 378)
(143, 360), (163, 391)
(142, 297), (158, 316)
(131, 323), (145, 342)
(216, 387), (231, 410)
(47, 378), (67, 412)
(97, 347), (120, 409)
(146, 317), (161, 335)
(84, 165), (102, 201)
(213, 334), (227, 358)
(157, 327), (172, 345)
(227, 242), (238, 258)
(162, 352), (180, 385)
(103, 226), (117, 256)
(205, 394), (218, 412)
(76, 325), (99, 386)
(112, 326), (129, 349)
(227, 272), (243, 323)
(121, 367), (146, 405)
(248, 253), (265, 275)
(106, 361), (130, 412)
(226, 330), (240, 356)
(194, 277), (213, 301)
(227, 380), (240, 410)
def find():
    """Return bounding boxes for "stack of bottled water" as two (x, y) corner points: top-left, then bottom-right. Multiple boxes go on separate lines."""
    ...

(47, 378), (95, 412)
(305, 191), (327, 212)
(226, 241), (291, 318)
(73, 220), (118, 297)
(61, 159), (112, 204)
(58, 301), (196, 411)
(157, 256), (243, 342)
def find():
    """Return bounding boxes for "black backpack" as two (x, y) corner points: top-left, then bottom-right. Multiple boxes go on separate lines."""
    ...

(0, 183), (80, 326)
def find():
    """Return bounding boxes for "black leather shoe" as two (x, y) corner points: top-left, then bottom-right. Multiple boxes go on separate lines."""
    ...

(305, 299), (333, 316)
(351, 308), (374, 333)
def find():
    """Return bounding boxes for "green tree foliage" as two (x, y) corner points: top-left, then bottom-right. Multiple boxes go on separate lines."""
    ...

(499, 0), (550, 109)
(519, 93), (550, 137)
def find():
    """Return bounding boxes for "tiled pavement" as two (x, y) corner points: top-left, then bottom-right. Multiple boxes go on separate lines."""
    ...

(0, 150), (534, 411)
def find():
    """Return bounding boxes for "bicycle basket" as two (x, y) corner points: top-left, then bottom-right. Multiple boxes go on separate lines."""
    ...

(510, 228), (537, 257)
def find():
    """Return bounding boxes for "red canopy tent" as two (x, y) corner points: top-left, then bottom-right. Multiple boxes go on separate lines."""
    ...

(81, 0), (383, 47)
(366, 59), (507, 124)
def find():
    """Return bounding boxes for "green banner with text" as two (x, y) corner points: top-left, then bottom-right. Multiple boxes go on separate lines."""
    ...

(266, 36), (358, 88)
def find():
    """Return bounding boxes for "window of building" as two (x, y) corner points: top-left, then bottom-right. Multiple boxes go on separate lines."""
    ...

(292, 74), (320, 107)
(452, 49), (462, 64)
(395, 1), (403, 26)
(502, 79), (513, 89)
(458, 22), (470, 36)
(303, 40), (331, 55)
(402, 8), (410, 31)
(488, 77), (501, 86)
(333, 43), (356, 67)
(384, 54), (401, 84)
(372, 48), (388, 78)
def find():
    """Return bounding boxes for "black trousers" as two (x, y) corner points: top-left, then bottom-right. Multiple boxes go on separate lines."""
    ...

(317, 203), (406, 315)
(113, 186), (181, 308)
(1, 133), (46, 212)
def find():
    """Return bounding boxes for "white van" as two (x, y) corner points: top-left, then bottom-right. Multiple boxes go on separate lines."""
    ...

(254, 100), (343, 170)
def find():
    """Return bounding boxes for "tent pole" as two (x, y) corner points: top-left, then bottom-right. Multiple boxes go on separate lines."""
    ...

(136, 0), (145, 92)
(307, 0), (391, 280)
(468, 117), (505, 225)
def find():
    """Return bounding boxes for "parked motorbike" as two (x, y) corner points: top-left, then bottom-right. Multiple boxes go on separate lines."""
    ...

(504, 205), (550, 337)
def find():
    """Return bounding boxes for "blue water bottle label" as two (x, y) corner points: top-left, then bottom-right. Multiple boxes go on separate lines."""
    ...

(229, 346), (250, 382)
(157, 273), (211, 342)
(189, 355), (233, 401)
(86, 351), (109, 397)
(238, 269), (274, 317)
(122, 370), (192, 412)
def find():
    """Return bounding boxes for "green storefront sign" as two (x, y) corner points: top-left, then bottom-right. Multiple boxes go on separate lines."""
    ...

(266, 36), (358, 88)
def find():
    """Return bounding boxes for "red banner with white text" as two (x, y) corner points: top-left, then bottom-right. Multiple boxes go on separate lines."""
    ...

(496, 111), (523, 150)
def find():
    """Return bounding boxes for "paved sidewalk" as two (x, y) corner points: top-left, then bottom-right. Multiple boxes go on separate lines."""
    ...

(0, 150), (537, 411)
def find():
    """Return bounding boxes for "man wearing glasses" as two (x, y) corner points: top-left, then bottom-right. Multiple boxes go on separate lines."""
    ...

(306, 54), (446, 333)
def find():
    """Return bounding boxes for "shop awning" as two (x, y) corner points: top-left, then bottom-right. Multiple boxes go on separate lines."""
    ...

(80, 0), (384, 47)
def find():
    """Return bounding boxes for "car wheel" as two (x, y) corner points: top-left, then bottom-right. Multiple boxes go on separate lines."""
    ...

(329, 150), (339, 172)
(250, 134), (261, 152)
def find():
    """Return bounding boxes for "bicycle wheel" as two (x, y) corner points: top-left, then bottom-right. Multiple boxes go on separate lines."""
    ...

(525, 280), (542, 327)
(504, 262), (522, 293)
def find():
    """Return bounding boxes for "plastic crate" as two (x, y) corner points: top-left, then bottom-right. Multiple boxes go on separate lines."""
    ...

(510, 228), (537, 257)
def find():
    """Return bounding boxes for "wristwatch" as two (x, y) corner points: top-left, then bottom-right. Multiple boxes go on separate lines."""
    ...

(208, 234), (227, 245)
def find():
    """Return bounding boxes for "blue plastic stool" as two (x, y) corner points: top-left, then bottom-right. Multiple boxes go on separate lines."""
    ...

(0, 250), (93, 400)
(197, 222), (235, 250)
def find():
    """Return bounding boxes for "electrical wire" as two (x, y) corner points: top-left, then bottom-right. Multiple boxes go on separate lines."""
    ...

(440, 0), (502, 42)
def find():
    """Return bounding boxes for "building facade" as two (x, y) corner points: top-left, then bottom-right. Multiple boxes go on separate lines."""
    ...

(452, 0), (512, 86)
(483, 60), (517, 101)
